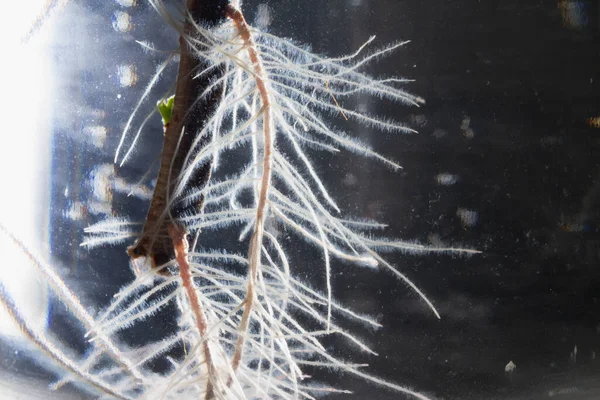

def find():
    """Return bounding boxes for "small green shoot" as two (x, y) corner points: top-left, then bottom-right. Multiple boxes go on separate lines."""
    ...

(157, 95), (175, 126)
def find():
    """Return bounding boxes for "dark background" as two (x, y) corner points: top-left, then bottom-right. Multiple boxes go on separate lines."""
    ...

(242, 1), (600, 398)
(9, 0), (600, 399)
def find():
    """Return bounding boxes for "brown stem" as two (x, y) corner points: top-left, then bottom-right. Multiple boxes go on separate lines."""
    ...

(225, 4), (274, 382)
(126, 1), (229, 398)
(127, 0), (228, 268)
(168, 224), (216, 399)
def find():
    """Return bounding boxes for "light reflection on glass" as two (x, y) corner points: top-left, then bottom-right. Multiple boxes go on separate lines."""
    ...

(0, 1), (54, 340)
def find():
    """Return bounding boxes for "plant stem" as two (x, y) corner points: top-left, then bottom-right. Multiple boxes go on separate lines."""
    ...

(168, 224), (216, 400)
(126, 1), (230, 397)
(225, 3), (274, 379)
(127, 0), (228, 267)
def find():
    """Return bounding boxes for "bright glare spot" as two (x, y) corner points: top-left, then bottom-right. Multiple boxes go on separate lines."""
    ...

(117, 64), (138, 87)
(112, 11), (132, 32)
(457, 208), (478, 227)
(460, 115), (475, 139)
(504, 360), (516, 373)
(64, 201), (88, 221)
(90, 164), (115, 203)
(83, 125), (108, 148)
(436, 173), (459, 186)
(256, 4), (272, 28)
(0, 1), (54, 338)
(460, 116), (470, 131)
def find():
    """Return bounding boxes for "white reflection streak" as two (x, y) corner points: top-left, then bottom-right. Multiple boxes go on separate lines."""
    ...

(0, 1), (53, 338)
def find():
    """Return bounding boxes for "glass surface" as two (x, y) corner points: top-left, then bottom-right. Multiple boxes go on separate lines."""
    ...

(1, 1), (599, 399)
